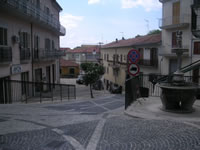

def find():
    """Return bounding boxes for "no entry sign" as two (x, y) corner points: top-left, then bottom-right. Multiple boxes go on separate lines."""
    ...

(128, 63), (140, 76)
(128, 49), (140, 64)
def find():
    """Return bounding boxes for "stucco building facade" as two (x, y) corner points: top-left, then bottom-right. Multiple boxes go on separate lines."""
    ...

(101, 34), (161, 90)
(159, 0), (200, 84)
(0, 0), (65, 103)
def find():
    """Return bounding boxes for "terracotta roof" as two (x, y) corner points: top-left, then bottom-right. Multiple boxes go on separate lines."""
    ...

(102, 33), (161, 49)
(60, 48), (71, 51)
(60, 45), (100, 54)
(60, 59), (79, 67)
(72, 46), (100, 53)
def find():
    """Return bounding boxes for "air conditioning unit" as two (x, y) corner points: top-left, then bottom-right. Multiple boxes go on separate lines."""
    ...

(12, 35), (19, 44)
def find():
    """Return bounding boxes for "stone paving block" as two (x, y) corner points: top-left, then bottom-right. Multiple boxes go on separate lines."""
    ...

(97, 116), (200, 150)
(59, 120), (99, 148)
(0, 128), (72, 150)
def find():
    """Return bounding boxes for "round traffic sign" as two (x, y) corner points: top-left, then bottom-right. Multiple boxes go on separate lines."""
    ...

(128, 63), (140, 76)
(128, 49), (140, 64)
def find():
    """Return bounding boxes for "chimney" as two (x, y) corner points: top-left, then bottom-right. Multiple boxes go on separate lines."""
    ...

(116, 38), (118, 43)
(122, 37), (125, 40)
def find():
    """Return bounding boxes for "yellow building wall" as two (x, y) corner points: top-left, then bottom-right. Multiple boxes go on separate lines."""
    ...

(61, 67), (80, 77)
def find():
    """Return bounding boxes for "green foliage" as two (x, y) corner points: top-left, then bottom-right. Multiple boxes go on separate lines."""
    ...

(147, 29), (161, 35)
(81, 63), (105, 86)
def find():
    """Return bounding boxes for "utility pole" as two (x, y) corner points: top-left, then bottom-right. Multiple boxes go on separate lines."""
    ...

(145, 19), (149, 34)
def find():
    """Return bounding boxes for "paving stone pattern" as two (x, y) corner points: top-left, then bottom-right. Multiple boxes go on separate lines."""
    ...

(59, 120), (99, 148)
(0, 128), (74, 150)
(97, 117), (200, 150)
(1, 94), (200, 150)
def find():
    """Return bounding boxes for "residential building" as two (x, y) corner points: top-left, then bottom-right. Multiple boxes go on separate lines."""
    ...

(60, 59), (80, 78)
(101, 34), (161, 90)
(159, 0), (200, 84)
(0, 0), (65, 103)
(61, 45), (100, 74)
(62, 45), (100, 64)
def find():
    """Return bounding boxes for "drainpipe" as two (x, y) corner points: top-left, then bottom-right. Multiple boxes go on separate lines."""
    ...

(31, 23), (34, 82)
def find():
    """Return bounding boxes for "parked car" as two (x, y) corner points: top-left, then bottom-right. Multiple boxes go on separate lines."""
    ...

(109, 84), (122, 94)
(76, 74), (85, 84)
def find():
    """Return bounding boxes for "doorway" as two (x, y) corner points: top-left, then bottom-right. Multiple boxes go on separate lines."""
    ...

(35, 68), (42, 92)
(0, 76), (11, 104)
(46, 66), (51, 91)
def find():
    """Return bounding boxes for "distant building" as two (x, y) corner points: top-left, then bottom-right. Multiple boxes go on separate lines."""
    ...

(61, 45), (101, 74)
(60, 59), (80, 78)
(159, 0), (200, 84)
(0, 0), (65, 103)
(62, 45), (100, 64)
(101, 34), (161, 90)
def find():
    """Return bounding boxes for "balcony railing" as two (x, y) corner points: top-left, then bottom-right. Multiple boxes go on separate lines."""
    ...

(0, 0), (65, 36)
(138, 59), (158, 67)
(20, 48), (31, 61)
(33, 49), (65, 61)
(0, 46), (12, 63)
(159, 14), (190, 29)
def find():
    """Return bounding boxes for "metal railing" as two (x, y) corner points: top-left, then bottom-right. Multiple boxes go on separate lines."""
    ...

(0, 46), (12, 63)
(138, 74), (200, 97)
(159, 14), (190, 28)
(33, 49), (65, 60)
(0, 0), (65, 35)
(0, 80), (76, 104)
(20, 48), (31, 61)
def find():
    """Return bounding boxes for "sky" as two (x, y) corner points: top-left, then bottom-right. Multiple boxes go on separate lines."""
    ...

(57, 0), (162, 49)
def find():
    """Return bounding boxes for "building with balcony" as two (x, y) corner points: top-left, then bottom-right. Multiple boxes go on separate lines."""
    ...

(0, 0), (65, 103)
(61, 45), (100, 74)
(101, 34), (161, 90)
(159, 0), (200, 82)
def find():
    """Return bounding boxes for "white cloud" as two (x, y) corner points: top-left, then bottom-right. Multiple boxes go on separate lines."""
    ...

(60, 13), (84, 30)
(88, 0), (100, 4)
(121, 0), (161, 11)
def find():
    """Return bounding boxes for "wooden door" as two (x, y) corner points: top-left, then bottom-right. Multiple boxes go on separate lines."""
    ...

(173, 2), (180, 24)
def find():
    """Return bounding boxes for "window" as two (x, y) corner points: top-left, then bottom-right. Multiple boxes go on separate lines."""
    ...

(172, 32), (177, 48)
(19, 32), (30, 48)
(138, 48), (144, 59)
(34, 35), (40, 49)
(107, 54), (109, 61)
(45, 38), (51, 51)
(0, 27), (7, 46)
(120, 54), (123, 62)
(194, 42), (200, 54)
(52, 40), (55, 50)
(107, 67), (109, 74)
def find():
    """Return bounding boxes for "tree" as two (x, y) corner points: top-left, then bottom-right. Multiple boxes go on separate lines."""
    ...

(80, 63), (105, 98)
(147, 29), (161, 35)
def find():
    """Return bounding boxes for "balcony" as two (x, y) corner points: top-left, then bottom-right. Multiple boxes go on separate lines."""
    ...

(33, 49), (65, 61)
(138, 59), (158, 67)
(192, 3), (200, 38)
(159, 14), (190, 30)
(159, 45), (189, 57)
(0, 0), (66, 36)
(20, 48), (31, 62)
(0, 46), (12, 64)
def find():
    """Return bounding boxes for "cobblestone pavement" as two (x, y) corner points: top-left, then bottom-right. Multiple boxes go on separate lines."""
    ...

(1, 95), (200, 150)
